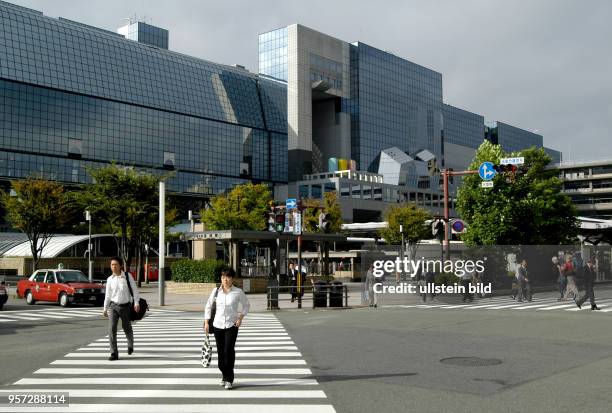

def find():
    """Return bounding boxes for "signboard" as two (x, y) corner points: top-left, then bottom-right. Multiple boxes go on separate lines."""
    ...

(499, 157), (524, 165)
(478, 162), (496, 181)
(284, 212), (294, 233)
(286, 198), (297, 210)
(451, 219), (467, 234)
(481, 181), (494, 188)
(293, 211), (302, 235)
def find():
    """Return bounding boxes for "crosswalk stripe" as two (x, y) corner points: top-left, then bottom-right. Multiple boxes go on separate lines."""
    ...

(0, 388), (326, 398)
(51, 359), (307, 366)
(0, 314), (43, 320)
(100, 336), (291, 342)
(64, 351), (303, 358)
(18, 312), (72, 319)
(77, 346), (299, 352)
(14, 377), (319, 385)
(33, 367), (312, 375)
(87, 341), (293, 347)
(108, 331), (291, 335)
(0, 404), (337, 413)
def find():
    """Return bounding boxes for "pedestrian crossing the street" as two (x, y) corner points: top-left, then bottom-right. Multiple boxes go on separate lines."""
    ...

(0, 307), (183, 324)
(385, 296), (612, 313)
(0, 312), (337, 413)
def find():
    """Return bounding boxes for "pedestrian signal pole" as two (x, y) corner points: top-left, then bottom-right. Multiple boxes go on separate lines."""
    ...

(442, 169), (478, 259)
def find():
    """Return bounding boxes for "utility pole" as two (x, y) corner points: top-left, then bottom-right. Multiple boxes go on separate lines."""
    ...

(85, 210), (93, 282)
(159, 181), (165, 306)
(296, 201), (303, 309)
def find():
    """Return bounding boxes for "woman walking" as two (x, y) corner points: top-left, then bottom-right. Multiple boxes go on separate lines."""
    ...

(552, 256), (566, 301)
(204, 268), (250, 390)
(563, 255), (579, 300)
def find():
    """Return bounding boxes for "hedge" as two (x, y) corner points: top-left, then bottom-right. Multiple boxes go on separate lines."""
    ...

(170, 259), (229, 283)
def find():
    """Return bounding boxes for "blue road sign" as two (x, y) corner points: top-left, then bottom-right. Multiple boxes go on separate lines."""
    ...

(286, 198), (297, 210)
(479, 162), (496, 181)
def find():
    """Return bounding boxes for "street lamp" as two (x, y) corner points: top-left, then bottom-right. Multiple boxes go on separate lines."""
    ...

(85, 210), (93, 282)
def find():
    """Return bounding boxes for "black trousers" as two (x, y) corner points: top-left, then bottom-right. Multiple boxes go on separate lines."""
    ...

(577, 281), (596, 307)
(213, 326), (239, 383)
(108, 302), (133, 356)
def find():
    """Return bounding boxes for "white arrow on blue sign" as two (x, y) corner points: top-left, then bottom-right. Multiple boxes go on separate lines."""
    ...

(478, 162), (496, 181)
(286, 198), (297, 209)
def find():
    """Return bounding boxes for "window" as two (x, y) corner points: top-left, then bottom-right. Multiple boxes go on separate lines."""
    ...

(311, 184), (322, 199)
(351, 184), (361, 199)
(33, 271), (46, 282)
(363, 185), (371, 200)
(45, 273), (56, 284)
(324, 182), (336, 193)
(340, 182), (350, 198)
(374, 186), (382, 200)
(299, 185), (309, 199)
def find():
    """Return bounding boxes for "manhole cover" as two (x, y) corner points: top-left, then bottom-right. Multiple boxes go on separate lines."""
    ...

(440, 357), (502, 367)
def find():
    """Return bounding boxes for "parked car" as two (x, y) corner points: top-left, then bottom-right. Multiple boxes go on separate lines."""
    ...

(16, 269), (105, 307)
(0, 281), (8, 310)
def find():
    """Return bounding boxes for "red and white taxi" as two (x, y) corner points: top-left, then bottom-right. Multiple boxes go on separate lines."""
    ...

(17, 269), (105, 307)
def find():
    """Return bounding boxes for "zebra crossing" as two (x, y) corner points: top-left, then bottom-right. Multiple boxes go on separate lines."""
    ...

(0, 312), (336, 413)
(385, 296), (612, 313)
(0, 307), (183, 323)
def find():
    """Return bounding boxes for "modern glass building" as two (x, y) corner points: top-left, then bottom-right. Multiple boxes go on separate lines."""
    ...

(348, 42), (443, 181)
(0, 1), (563, 225)
(0, 1), (288, 211)
(485, 121), (543, 153)
(442, 104), (485, 150)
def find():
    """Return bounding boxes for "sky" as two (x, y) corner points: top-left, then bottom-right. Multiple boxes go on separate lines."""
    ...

(11, 0), (612, 162)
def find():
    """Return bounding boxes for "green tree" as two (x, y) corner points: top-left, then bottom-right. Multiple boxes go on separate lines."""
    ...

(201, 183), (272, 231)
(74, 165), (174, 272)
(379, 203), (432, 259)
(456, 141), (578, 245)
(1, 178), (71, 270)
(302, 192), (343, 233)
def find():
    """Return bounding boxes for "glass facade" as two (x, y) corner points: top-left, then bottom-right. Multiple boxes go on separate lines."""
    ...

(486, 121), (543, 153)
(123, 22), (169, 50)
(346, 42), (443, 174)
(0, 2), (288, 199)
(442, 104), (485, 149)
(544, 147), (562, 163)
(258, 27), (288, 81)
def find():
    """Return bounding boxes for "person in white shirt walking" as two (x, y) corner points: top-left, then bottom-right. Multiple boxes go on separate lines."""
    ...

(204, 268), (250, 390)
(103, 256), (140, 361)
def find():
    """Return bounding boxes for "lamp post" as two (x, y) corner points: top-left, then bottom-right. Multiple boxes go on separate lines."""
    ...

(85, 210), (93, 282)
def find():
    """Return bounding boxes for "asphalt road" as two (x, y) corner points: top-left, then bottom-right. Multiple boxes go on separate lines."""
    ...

(3, 295), (612, 413)
(277, 305), (612, 413)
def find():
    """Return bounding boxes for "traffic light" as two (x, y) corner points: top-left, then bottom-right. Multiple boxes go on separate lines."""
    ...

(318, 212), (330, 233)
(275, 210), (285, 233)
(267, 201), (276, 232)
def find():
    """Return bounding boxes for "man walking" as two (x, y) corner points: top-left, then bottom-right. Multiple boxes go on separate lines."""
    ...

(288, 262), (299, 303)
(103, 256), (140, 361)
(575, 259), (600, 310)
(515, 259), (531, 302)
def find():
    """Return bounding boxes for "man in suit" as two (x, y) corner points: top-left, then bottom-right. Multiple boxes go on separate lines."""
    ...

(288, 262), (298, 303)
(575, 259), (600, 310)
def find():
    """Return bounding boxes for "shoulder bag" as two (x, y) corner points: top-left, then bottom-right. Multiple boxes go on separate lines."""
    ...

(124, 272), (148, 321)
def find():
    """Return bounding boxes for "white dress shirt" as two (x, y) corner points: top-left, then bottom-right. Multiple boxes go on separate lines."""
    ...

(104, 272), (140, 311)
(205, 286), (250, 330)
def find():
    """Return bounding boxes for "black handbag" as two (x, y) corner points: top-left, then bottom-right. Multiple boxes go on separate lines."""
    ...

(207, 286), (220, 332)
(125, 272), (148, 321)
